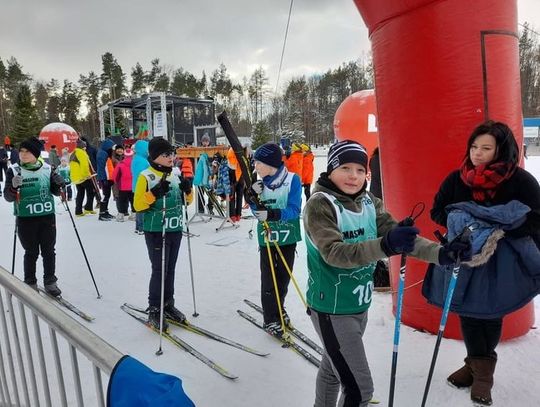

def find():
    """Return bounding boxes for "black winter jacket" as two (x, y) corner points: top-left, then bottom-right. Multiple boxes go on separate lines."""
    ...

(431, 167), (540, 243)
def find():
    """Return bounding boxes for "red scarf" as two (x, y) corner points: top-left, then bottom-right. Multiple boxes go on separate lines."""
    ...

(459, 160), (516, 202)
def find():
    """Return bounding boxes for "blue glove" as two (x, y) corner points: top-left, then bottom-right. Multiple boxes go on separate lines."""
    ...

(438, 236), (473, 265)
(381, 226), (420, 256)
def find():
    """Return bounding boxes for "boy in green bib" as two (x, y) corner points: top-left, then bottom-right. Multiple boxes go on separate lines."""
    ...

(249, 142), (302, 337)
(3, 137), (66, 296)
(134, 137), (193, 331)
(303, 140), (467, 407)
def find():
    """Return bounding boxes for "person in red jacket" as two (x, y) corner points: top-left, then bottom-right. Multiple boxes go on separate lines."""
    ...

(301, 143), (314, 200)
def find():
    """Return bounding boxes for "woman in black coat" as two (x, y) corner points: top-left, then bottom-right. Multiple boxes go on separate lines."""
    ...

(429, 120), (540, 406)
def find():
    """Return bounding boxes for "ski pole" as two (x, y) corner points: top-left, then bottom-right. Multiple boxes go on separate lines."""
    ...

(421, 227), (472, 407)
(184, 193), (199, 317)
(11, 217), (17, 275)
(62, 187), (102, 298)
(388, 203), (425, 407)
(156, 173), (168, 356)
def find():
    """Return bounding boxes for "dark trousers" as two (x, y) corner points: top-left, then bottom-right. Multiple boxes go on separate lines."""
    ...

(17, 214), (57, 285)
(260, 243), (296, 324)
(75, 180), (95, 215)
(65, 185), (73, 200)
(117, 190), (134, 215)
(460, 315), (503, 358)
(229, 180), (244, 218)
(303, 184), (311, 200)
(99, 180), (113, 212)
(144, 231), (182, 307)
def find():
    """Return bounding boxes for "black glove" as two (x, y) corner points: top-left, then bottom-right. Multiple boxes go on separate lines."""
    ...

(180, 177), (192, 194)
(150, 179), (170, 199)
(438, 235), (473, 265)
(381, 225), (420, 256)
(52, 172), (66, 187)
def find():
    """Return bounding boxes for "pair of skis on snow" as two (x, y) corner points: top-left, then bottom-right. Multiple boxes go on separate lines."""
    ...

(121, 303), (268, 380)
(38, 287), (94, 322)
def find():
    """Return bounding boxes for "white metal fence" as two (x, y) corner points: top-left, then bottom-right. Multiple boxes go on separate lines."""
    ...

(0, 266), (123, 407)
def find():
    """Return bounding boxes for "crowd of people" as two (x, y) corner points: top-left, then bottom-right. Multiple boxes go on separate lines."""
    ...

(1, 119), (539, 407)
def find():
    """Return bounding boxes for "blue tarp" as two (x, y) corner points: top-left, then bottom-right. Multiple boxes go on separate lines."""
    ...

(107, 355), (195, 407)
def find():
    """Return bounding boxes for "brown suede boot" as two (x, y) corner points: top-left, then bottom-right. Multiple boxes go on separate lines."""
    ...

(447, 357), (473, 388)
(469, 357), (497, 406)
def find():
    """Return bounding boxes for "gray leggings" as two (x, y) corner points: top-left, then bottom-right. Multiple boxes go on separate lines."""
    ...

(310, 310), (373, 407)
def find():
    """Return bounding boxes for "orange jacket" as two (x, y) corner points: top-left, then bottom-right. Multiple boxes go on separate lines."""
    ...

(227, 148), (242, 182)
(181, 158), (194, 178)
(302, 151), (314, 185)
(284, 150), (303, 178)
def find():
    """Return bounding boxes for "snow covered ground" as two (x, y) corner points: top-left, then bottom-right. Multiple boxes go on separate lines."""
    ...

(0, 150), (538, 407)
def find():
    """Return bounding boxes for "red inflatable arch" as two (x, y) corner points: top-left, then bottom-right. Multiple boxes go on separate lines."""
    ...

(39, 123), (79, 153)
(334, 89), (379, 156)
(353, 0), (532, 339)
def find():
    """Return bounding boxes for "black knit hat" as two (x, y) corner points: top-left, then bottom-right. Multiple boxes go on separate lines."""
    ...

(19, 137), (43, 159)
(254, 143), (283, 169)
(327, 140), (368, 174)
(148, 137), (174, 161)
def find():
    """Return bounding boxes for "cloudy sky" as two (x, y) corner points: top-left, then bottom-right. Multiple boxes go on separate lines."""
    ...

(1, 0), (539, 93)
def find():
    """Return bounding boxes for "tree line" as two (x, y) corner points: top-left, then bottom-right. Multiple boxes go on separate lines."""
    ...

(1, 23), (538, 148)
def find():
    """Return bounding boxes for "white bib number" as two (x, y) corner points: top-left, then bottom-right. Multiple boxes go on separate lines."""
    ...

(164, 215), (182, 229)
(352, 281), (374, 306)
(25, 201), (53, 215)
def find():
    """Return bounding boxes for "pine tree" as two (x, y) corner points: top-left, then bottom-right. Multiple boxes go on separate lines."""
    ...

(131, 62), (146, 94)
(170, 68), (200, 97)
(33, 82), (48, 127)
(60, 80), (81, 127)
(0, 58), (7, 136)
(251, 120), (272, 150)
(248, 67), (269, 123)
(79, 71), (101, 137)
(11, 84), (40, 145)
(101, 52), (125, 102)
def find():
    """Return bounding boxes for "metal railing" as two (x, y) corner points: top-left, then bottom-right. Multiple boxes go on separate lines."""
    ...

(0, 266), (123, 407)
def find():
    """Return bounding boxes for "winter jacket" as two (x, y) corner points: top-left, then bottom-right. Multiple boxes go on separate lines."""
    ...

(226, 148), (242, 182)
(9, 148), (19, 165)
(181, 158), (194, 179)
(215, 160), (231, 195)
(193, 153), (211, 187)
(301, 151), (314, 185)
(0, 147), (8, 163)
(422, 201), (540, 319)
(284, 150), (303, 178)
(430, 168), (540, 244)
(304, 177), (441, 314)
(69, 148), (92, 184)
(112, 155), (133, 192)
(131, 140), (149, 192)
(81, 138), (98, 170)
(96, 139), (115, 181)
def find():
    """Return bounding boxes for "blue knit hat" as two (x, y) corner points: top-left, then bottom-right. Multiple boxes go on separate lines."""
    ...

(254, 143), (283, 169)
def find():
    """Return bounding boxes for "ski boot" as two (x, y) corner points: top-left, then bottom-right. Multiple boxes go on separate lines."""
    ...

(263, 321), (284, 338)
(148, 306), (169, 331)
(164, 302), (186, 324)
(44, 282), (62, 297)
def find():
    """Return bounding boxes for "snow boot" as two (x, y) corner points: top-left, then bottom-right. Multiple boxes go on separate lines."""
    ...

(98, 213), (112, 221)
(469, 356), (497, 406)
(44, 282), (62, 297)
(164, 301), (186, 324)
(447, 358), (473, 388)
(147, 306), (169, 331)
(116, 213), (125, 222)
(263, 321), (284, 338)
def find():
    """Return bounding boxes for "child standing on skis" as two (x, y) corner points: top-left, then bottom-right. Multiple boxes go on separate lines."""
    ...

(303, 140), (470, 407)
(3, 137), (66, 296)
(57, 157), (72, 201)
(134, 137), (193, 330)
(249, 142), (302, 337)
